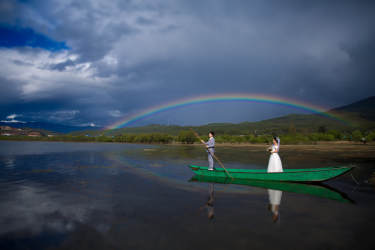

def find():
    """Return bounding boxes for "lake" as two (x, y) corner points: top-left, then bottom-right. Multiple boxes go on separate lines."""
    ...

(0, 141), (374, 250)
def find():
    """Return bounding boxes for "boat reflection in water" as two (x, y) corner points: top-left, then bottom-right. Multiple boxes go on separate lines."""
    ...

(191, 175), (353, 221)
(191, 175), (352, 203)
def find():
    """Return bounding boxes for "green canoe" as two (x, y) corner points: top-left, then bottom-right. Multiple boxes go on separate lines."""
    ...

(189, 165), (354, 182)
(190, 175), (353, 203)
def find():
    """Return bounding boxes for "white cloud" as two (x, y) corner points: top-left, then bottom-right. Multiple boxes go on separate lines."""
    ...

(47, 110), (80, 121)
(1, 113), (25, 123)
(0, 119), (25, 123)
(109, 110), (122, 117)
(6, 114), (17, 119)
(77, 122), (97, 127)
(78, 122), (97, 127)
(0, 183), (111, 235)
(0, 48), (117, 100)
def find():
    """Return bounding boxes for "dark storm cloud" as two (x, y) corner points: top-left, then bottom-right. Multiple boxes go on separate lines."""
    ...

(0, 0), (374, 126)
(0, 76), (22, 104)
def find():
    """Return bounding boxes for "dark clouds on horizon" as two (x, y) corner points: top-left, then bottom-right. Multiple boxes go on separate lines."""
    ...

(0, 0), (374, 127)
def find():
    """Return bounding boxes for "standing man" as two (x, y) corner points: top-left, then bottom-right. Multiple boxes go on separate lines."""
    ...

(201, 131), (215, 170)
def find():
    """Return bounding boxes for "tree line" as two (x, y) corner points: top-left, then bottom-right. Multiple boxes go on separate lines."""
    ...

(1, 129), (375, 144)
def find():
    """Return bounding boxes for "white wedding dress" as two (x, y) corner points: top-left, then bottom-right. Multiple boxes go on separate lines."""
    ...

(267, 145), (283, 172)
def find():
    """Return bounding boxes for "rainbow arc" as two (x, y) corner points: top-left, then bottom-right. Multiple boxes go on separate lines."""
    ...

(106, 94), (346, 129)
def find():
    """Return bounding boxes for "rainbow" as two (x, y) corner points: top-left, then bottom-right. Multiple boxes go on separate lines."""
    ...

(106, 94), (346, 129)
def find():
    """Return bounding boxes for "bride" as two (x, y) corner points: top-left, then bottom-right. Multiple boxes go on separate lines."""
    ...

(267, 136), (283, 172)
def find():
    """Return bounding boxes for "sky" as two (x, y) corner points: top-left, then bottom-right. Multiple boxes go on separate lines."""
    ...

(0, 0), (374, 127)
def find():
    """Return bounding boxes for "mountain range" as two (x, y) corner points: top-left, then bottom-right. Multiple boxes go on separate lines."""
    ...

(332, 96), (375, 121)
(73, 96), (375, 136)
(2, 96), (374, 134)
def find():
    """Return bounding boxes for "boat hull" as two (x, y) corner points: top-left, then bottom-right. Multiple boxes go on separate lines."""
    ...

(189, 165), (354, 182)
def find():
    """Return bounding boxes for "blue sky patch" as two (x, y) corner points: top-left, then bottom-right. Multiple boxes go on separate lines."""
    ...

(0, 25), (69, 51)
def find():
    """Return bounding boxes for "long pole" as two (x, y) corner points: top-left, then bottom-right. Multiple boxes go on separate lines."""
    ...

(190, 129), (233, 179)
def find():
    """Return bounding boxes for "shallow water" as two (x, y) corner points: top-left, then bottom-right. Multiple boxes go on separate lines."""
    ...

(0, 141), (374, 250)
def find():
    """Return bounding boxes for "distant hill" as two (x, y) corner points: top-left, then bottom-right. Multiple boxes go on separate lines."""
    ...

(331, 96), (375, 121)
(0, 121), (100, 133)
(81, 96), (373, 136)
(8, 96), (375, 135)
(0, 125), (56, 137)
(71, 115), (372, 137)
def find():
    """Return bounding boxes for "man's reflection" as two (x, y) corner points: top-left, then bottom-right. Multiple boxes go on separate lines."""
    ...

(201, 183), (215, 220)
(268, 189), (282, 223)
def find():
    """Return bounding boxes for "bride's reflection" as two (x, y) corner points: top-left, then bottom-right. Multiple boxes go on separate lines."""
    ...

(201, 183), (215, 220)
(192, 174), (353, 223)
(268, 189), (282, 223)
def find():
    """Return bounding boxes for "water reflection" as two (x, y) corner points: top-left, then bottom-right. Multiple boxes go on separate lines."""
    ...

(1, 141), (373, 250)
(190, 175), (353, 203)
(4, 157), (16, 169)
(201, 184), (215, 220)
(268, 189), (282, 223)
(0, 184), (83, 236)
(192, 174), (355, 223)
(197, 182), (286, 223)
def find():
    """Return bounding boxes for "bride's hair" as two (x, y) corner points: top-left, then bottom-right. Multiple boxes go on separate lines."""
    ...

(273, 136), (280, 147)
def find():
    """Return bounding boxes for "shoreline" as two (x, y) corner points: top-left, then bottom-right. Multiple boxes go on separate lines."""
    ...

(1, 139), (374, 164)
(1, 138), (374, 148)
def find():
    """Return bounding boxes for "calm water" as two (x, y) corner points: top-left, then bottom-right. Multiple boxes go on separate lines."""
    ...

(0, 141), (374, 250)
